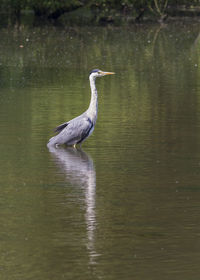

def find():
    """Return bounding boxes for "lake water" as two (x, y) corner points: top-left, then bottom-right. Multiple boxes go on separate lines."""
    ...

(1, 23), (200, 280)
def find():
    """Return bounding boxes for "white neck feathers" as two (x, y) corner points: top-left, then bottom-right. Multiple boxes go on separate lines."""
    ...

(87, 76), (98, 123)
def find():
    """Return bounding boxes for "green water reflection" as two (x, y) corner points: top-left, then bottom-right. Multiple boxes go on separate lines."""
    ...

(1, 23), (200, 280)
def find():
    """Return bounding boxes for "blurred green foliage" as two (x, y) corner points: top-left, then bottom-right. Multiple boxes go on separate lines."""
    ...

(0, 0), (200, 24)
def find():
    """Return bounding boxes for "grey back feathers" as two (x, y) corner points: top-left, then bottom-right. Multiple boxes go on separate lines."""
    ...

(48, 113), (93, 147)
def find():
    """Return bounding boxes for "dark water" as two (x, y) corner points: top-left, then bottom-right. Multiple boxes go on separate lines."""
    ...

(1, 23), (200, 279)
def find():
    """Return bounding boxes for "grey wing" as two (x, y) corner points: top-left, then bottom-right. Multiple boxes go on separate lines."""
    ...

(49, 116), (93, 146)
(65, 116), (93, 145)
(54, 121), (69, 133)
(54, 112), (85, 133)
(54, 122), (68, 132)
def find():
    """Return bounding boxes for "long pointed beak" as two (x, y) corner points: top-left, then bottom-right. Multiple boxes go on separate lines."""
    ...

(102, 71), (115, 75)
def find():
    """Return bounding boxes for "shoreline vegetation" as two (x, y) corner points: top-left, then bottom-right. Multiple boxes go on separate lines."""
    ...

(1, 1), (200, 26)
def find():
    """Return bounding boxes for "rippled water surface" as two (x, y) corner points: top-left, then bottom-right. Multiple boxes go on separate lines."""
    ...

(1, 23), (200, 280)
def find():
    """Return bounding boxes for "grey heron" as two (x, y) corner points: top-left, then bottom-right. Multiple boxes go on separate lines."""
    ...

(47, 69), (115, 148)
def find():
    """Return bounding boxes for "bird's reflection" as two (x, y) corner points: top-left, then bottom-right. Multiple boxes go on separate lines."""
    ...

(48, 146), (98, 264)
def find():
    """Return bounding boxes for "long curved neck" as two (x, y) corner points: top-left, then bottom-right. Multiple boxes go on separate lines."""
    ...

(87, 76), (98, 123)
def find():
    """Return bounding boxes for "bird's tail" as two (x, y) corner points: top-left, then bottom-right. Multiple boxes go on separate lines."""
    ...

(47, 135), (58, 147)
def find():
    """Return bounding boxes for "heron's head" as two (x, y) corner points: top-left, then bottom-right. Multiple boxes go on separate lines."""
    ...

(89, 69), (115, 79)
